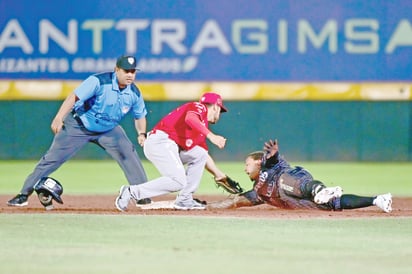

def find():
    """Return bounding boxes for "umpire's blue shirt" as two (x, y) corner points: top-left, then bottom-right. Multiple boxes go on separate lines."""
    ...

(73, 72), (147, 133)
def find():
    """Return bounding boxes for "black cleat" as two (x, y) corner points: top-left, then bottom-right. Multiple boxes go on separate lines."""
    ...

(136, 198), (152, 206)
(7, 194), (29, 207)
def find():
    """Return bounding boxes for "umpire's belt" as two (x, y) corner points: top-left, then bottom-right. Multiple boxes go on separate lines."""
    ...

(71, 110), (84, 126)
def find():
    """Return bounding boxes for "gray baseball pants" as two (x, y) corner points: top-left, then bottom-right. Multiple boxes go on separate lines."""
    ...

(20, 113), (147, 195)
(129, 130), (208, 203)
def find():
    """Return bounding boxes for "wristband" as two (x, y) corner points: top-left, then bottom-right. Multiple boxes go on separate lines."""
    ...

(139, 133), (147, 138)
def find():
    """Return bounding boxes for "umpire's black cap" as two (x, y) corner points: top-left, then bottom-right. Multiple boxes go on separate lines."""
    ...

(116, 55), (140, 70)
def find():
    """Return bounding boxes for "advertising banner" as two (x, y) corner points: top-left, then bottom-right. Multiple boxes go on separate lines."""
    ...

(0, 0), (411, 81)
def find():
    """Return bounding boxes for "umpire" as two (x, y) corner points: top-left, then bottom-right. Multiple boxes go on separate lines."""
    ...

(7, 55), (150, 208)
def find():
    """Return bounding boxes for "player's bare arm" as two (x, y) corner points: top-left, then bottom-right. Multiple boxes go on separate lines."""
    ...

(134, 117), (147, 147)
(207, 132), (226, 149)
(205, 154), (226, 180)
(184, 110), (226, 149)
(51, 92), (78, 134)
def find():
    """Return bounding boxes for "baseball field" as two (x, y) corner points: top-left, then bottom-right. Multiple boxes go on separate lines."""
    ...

(0, 160), (411, 273)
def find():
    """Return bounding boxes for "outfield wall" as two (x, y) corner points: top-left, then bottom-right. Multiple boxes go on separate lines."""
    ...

(1, 98), (410, 162)
(1, 80), (411, 101)
(2, 1), (411, 161)
(1, 1), (411, 81)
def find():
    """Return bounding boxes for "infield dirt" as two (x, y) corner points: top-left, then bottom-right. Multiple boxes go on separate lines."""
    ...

(1, 194), (411, 219)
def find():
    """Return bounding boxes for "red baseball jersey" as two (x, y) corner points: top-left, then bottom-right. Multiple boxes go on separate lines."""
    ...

(153, 102), (209, 150)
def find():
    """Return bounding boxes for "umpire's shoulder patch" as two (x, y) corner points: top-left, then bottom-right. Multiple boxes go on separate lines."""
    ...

(94, 72), (113, 85)
(130, 83), (142, 97)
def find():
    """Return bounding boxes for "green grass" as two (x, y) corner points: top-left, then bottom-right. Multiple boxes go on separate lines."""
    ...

(0, 160), (411, 274)
(0, 160), (410, 196)
(0, 214), (411, 274)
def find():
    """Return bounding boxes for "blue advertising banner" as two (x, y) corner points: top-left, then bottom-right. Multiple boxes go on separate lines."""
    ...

(0, 0), (411, 81)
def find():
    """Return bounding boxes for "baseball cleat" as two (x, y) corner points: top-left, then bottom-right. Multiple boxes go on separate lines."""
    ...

(173, 199), (206, 210)
(314, 186), (343, 204)
(115, 185), (131, 211)
(135, 198), (152, 207)
(373, 193), (392, 213)
(7, 194), (29, 207)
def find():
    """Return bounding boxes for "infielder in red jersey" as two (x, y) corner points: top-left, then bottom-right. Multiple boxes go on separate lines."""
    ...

(207, 139), (393, 213)
(115, 92), (228, 211)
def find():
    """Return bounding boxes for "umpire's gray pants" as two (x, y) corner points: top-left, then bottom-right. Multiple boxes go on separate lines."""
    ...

(20, 114), (147, 195)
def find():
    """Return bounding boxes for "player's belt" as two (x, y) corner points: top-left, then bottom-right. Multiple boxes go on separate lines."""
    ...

(147, 129), (157, 137)
(71, 110), (84, 126)
(147, 130), (170, 138)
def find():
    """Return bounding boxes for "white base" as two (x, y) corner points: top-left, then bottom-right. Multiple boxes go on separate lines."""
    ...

(137, 200), (175, 210)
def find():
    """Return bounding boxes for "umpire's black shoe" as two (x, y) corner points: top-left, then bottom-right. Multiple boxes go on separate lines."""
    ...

(7, 194), (29, 207)
(136, 198), (152, 206)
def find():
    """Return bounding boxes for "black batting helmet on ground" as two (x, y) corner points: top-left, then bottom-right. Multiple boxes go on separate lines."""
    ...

(34, 177), (64, 204)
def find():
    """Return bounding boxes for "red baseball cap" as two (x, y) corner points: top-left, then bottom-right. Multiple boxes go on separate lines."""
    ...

(199, 92), (228, 112)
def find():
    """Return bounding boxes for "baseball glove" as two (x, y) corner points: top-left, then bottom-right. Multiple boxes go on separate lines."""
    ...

(214, 175), (244, 194)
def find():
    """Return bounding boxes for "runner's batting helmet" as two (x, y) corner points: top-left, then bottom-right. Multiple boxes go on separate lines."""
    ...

(34, 177), (64, 204)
